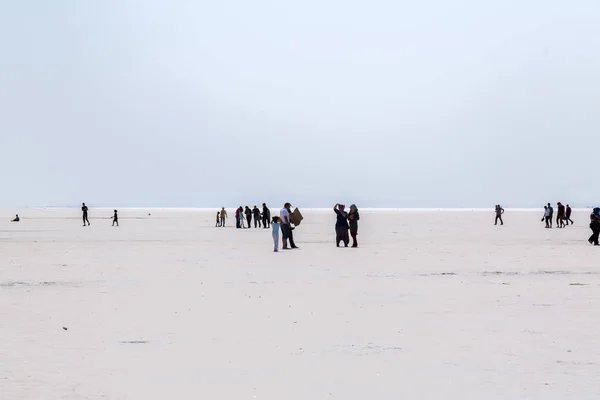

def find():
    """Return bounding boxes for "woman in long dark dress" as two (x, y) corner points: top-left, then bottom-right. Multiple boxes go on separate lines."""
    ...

(589, 208), (600, 245)
(333, 203), (349, 247)
(348, 204), (360, 248)
(244, 206), (252, 229)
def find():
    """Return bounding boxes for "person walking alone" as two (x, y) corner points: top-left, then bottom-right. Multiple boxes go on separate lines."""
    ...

(82, 203), (90, 226)
(494, 205), (504, 225)
(112, 210), (119, 227)
(348, 204), (360, 248)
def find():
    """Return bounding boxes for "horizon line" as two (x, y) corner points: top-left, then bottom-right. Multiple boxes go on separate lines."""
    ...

(4, 206), (595, 212)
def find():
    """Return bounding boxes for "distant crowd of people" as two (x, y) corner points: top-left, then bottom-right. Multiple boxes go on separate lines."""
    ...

(495, 203), (599, 246)
(215, 203), (273, 230)
(10, 202), (600, 248)
(216, 203), (301, 251)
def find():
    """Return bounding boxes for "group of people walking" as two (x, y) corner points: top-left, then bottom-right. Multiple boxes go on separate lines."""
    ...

(541, 202), (573, 229)
(216, 204), (272, 229)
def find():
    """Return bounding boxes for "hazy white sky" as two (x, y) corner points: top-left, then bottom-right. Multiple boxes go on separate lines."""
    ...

(1, 0), (599, 208)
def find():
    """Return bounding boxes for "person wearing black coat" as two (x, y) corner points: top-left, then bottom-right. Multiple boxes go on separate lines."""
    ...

(262, 203), (271, 229)
(348, 204), (360, 248)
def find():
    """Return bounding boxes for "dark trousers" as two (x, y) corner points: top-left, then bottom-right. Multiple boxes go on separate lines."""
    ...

(289, 227), (297, 248)
(495, 215), (503, 225)
(589, 222), (600, 245)
(113, 218), (118, 226)
(566, 216), (573, 225)
(221, 217), (226, 227)
(254, 216), (260, 228)
(236, 217), (241, 229)
(83, 214), (90, 225)
(350, 231), (358, 247)
(263, 216), (270, 228)
(246, 216), (251, 228)
(336, 227), (349, 247)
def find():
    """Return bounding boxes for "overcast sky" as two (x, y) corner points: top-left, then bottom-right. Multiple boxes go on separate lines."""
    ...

(1, 0), (599, 208)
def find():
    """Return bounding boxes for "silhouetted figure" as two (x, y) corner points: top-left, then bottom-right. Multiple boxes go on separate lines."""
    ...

(235, 206), (243, 229)
(244, 206), (252, 228)
(82, 203), (90, 226)
(215, 212), (221, 227)
(494, 205), (504, 225)
(220, 207), (227, 227)
(557, 202), (565, 228)
(252, 206), (261, 228)
(334, 203), (350, 247)
(547, 203), (554, 228)
(348, 204), (360, 248)
(11, 214), (19, 222)
(565, 205), (573, 225)
(589, 208), (600, 245)
(112, 210), (119, 227)
(262, 203), (271, 229)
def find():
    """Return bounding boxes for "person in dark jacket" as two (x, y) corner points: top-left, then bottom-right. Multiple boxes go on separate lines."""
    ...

(494, 205), (504, 225)
(244, 206), (252, 229)
(348, 204), (360, 248)
(589, 208), (600, 245)
(262, 203), (271, 229)
(565, 204), (573, 225)
(252, 206), (261, 228)
(82, 203), (90, 226)
(333, 203), (349, 247)
(557, 202), (566, 228)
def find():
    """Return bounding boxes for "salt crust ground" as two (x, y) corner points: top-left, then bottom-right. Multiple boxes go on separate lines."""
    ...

(1, 209), (599, 399)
